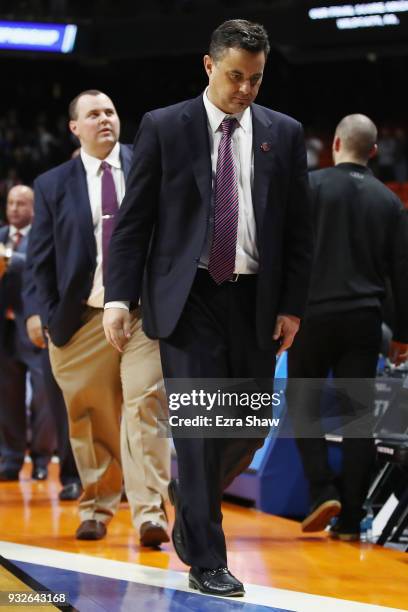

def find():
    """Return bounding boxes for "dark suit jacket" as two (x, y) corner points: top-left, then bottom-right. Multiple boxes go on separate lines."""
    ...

(29, 144), (133, 347)
(106, 96), (313, 350)
(0, 226), (31, 353)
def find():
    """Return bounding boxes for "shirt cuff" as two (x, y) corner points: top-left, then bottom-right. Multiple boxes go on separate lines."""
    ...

(104, 301), (130, 310)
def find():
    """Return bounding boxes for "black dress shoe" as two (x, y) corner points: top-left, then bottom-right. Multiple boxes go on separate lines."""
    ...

(59, 482), (82, 501)
(168, 479), (189, 564)
(32, 466), (48, 481)
(139, 521), (170, 547)
(0, 469), (19, 481)
(75, 520), (107, 540)
(302, 485), (341, 532)
(189, 567), (245, 597)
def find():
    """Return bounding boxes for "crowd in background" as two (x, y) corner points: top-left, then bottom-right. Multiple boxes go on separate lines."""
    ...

(2, 111), (408, 223)
(305, 125), (408, 182)
(0, 111), (78, 220)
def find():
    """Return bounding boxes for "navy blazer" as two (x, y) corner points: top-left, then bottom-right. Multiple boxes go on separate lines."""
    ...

(106, 96), (313, 350)
(29, 144), (133, 347)
(0, 225), (30, 352)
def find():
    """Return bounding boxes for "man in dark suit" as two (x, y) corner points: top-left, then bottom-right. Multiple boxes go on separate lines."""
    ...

(103, 20), (313, 595)
(287, 114), (408, 541)
(30, 91), (170, 543)
(0, 185), (55, 481)
(23, 263), (82, 501)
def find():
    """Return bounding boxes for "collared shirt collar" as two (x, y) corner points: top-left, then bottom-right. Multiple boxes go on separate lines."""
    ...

(9, 224), (31, 237)
(80, 141), (121, 176)
(203, 87), (251, 134)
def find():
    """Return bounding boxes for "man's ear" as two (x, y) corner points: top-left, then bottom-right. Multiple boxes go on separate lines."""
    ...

(333, 135), (341, 152)
(69, 120), (78, 137)
(369, 143), (378, 160)
(203, 54), (213, 78)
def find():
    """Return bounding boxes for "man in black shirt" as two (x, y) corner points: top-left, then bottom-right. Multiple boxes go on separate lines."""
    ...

(288, 114), (408, 540)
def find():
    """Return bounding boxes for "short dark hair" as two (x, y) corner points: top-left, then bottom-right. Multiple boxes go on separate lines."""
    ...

(68, 89), (106, 120)
(209, 19), (270, 62)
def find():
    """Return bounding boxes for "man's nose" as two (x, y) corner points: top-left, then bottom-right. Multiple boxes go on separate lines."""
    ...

(239, 81), (251, 95)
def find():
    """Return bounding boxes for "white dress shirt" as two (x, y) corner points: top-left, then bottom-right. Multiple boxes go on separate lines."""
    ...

(81, 142), (125, 308)
(201, 87), (259, 273)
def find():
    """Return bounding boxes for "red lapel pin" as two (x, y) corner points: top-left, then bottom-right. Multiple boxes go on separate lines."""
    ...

(260, 142), (271, 152)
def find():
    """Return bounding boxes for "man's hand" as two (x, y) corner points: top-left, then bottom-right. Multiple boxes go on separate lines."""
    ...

(26, 315), (46, 349)
(273, 314), (300, 356)
(389, 340), (408, 367)
(0, 243), (7, 279)
(103, 307), (132, 352)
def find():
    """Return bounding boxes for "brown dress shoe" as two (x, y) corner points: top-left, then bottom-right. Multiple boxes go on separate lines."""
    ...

(75, 520), (107, 540)
(139, 521), (170, 547)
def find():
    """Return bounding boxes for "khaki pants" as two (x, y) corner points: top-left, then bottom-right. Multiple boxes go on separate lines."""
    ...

(49, 308), (170, 529)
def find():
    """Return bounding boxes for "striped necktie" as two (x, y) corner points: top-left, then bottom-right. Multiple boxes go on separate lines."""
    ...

(208, 118), (239, 284)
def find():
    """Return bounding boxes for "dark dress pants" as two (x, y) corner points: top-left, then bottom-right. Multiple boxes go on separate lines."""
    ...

(40, 349), (80, 486)
(159, 270), (276, 569)
(0, 321), (55, 472)
(287, 308), (382, 521)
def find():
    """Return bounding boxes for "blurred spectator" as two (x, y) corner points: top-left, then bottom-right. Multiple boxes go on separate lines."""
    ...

(0, 109), (77, 221)
(305, 129), (323, 170)
(0, 185), (56, 481)
(377, 126), (398, 182)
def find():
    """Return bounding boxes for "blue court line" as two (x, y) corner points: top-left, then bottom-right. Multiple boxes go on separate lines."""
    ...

(13, 561), (293, 612)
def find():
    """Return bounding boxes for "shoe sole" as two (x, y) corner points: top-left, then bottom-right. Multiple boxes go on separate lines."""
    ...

(189, 577), (245, 597)
(302, 500), (342, 532)
(140, 526), (170, 547)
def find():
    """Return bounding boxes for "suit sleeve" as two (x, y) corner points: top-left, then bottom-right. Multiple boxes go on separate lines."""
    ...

(278, 122), (314, 317)
(30, 178), (59, 327)
(105, 112), (161, 303)
(22, 257), (41, 321)
(389, 201), (408, 342)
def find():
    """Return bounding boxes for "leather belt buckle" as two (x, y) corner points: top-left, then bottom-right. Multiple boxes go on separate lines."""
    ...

(229, 273), (240, 283)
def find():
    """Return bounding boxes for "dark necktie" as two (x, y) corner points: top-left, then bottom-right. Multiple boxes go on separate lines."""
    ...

(12, 231), (23, 250)
(208, 118), (239, 284)
(100, 161), (119, 284)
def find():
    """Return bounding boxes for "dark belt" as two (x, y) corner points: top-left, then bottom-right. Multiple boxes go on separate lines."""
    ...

(196, 268), (257, 283)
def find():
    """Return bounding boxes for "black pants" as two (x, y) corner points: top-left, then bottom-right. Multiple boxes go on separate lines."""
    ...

(0, 322), (55, 471)
(41, 349), (79, 486)
(287, 308), (382, 521)
(159, 270), (276, 569)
